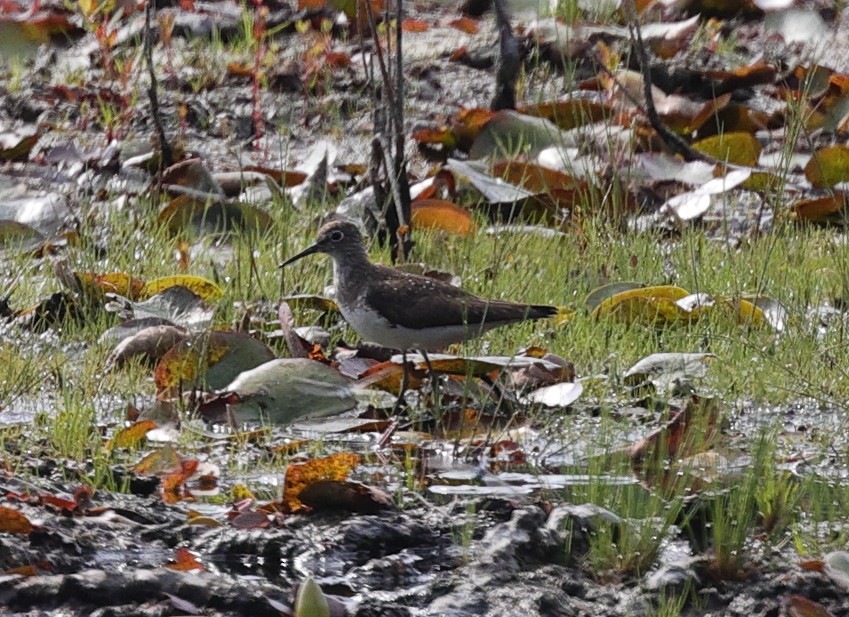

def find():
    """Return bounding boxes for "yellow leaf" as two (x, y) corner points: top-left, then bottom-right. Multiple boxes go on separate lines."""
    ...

(141, 275), (223, 302)
(592, 285), (692, 325)
(692, 132), (761, 166)
(107, 420), (158, 452)
(805, 145), (849, 188)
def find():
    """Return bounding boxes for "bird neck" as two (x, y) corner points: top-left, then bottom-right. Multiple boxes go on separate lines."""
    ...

(331, 248), (373, 300)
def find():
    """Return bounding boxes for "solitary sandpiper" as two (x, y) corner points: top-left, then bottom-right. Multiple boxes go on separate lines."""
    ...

(280, 219), (557, 355)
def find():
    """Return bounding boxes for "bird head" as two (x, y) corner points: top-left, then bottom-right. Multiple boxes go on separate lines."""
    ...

(280, 219), (366, 267)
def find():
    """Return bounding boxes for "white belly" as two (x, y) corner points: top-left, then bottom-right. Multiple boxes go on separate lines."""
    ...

(340, 304), (478, 351)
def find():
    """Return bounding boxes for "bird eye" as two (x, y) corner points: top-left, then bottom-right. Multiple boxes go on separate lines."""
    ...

(329, 230), (344, 242)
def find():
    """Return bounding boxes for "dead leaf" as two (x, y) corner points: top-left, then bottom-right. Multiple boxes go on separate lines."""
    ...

(411, 199), (475, 236)
(0, 505), (33, 534)
(164, 547), (204, 571)
(298, 480), (395, 513)
(283, 453), (360, 512)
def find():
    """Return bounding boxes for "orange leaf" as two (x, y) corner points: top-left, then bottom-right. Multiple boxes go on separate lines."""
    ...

(792, 194), (849, 223)
(4, 564), (38, 577)
(402, 19), (429, 32)
(0, 505), (33, 534)
(520, 99), (614, 131)
(162, 459), (199, 504)
(411, 199), (475, 236)
(449, 17), (479, 34)
(354, 360), (426, 394)
(107, 420), (158, 451)
(226, 61), (254, 78)
(799, 559), (825, 572)
(491, 160), (583, 194)
(164, 547), (204, 571)
(450, 108), (496, 151)
(284, 453), (360, 512)
(411, 127), (456, 147)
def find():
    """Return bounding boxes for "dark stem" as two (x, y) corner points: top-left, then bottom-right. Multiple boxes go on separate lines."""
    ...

(144, 0), (173, 169)
(491, 0), (518, 111)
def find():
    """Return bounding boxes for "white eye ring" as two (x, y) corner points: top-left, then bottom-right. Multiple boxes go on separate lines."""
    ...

(330, 230), (344, 242)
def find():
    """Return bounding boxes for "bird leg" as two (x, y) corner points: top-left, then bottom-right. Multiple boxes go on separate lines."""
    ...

(420, 349), (442, 416)
(392, 349), (409, 414)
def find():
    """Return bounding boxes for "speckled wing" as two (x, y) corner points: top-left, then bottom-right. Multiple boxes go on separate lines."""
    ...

(364, 267), (556, 331)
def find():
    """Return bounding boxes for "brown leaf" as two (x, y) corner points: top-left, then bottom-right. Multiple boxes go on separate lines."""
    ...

(106, 325), (190, 370)
(787, 595), (832, 617)
(299, 480), (395, 513)
(231, 509), (271, 529)
(630, 396), (722, 489)
(284, 453), (360, 512)
(0, 505), (33, 534)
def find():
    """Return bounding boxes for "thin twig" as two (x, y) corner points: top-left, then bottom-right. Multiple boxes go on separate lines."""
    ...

(624, 0), (704, 162)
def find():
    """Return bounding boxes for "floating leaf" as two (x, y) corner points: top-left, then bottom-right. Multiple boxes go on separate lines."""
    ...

(491, 160), (584, 195)
(0, 125), (38, 161)
(445, 158), (535, 204)
(106, 325), (190, 370)
(397, 353), (564, 377)
(354, 360), (426, 394)
(661, 169), (752, 221)
(786, 596), (831, 617)
(585, 282), (645, 310)
(159, 195), (274, 235)
(133, 444), (184, 476)
(470, 110), (574, 160)
(520, 98), (614, 131)
(0, 220), (44, 252)
(115, 287), (214, 331)
(630, 396), (722, 490)
(824, 551), (849, 591)
(77, 272), (146, 300)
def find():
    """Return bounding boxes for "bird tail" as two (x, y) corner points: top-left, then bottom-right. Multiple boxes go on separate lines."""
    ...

(530, 304), (575, 325)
